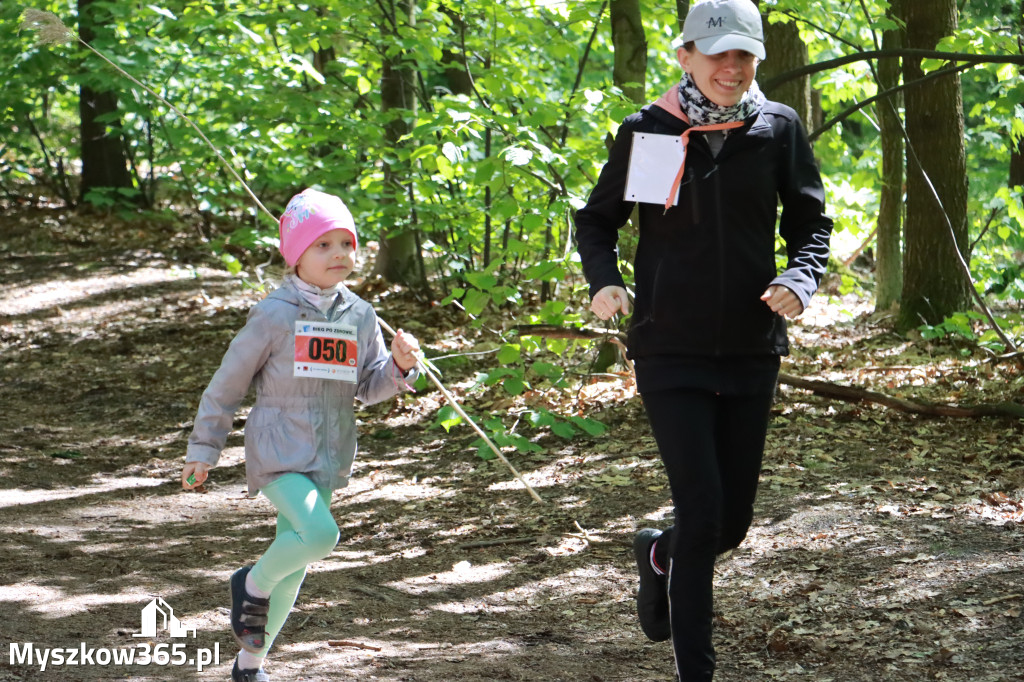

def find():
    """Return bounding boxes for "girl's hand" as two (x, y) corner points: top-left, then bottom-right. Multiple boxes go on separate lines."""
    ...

(182, 461), (211, 490)
(591, 285), (630, 320)
(391, 329), (421, 372)
(760, 285), (803, 319)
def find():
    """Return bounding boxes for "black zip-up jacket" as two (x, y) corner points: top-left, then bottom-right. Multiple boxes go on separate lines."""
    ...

(575, 88), (833, 359)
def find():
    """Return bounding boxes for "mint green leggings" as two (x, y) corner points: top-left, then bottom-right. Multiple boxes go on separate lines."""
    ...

(248, 473), (340, 656)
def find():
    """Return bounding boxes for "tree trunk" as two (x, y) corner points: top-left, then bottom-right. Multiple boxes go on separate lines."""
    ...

(675, 0), (690, 34)
(874, 2), (904, 311)
(1013, 124), (1024, 188)
(610, 1), (646, 277)
(440, 7), (473, 97)
(758, 14), (812, 125)
(372, 0), (424, 288)
(610, 0), (646, 105)
(78, 0), (135, 205)
(1011, 0), (1024, 188)
(897, 0), (971, 329)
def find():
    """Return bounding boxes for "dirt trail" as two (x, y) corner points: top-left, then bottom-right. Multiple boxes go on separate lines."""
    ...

(1, 207), (1022, 681)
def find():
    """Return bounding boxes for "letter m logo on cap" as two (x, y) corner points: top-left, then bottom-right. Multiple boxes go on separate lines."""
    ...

(706, 16), (724, 28)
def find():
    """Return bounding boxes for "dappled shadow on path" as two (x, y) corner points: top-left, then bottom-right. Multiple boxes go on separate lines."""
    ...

(1, 208), (1023, 681)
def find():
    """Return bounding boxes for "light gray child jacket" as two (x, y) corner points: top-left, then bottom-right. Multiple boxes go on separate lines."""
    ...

(185, 279), (416, 495)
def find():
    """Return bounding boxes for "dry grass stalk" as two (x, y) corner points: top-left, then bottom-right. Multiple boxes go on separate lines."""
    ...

(20, 9), (73, 45)
(19, 7), (274, 222)
(18, 10), (538, 502)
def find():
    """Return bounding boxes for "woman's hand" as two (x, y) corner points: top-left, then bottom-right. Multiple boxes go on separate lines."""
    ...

(182, 461), (211, 490)
(760, 285), (803, 319)
(591, 285), (630, 320)
(391, 329), (421, 372)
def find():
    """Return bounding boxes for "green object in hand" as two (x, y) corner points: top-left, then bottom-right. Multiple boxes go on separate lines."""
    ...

(187, 473), (196, 486)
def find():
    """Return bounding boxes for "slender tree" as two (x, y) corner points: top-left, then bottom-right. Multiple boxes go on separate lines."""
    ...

(675, 0), (690, 34)
(758, 13), (812, 125)
(1011, 0), (1024, 188)
(77, 0), (135, 204)
(897, 0), (971, 329)
(372, 0), (425, 287)
(608, 0), (646, 285)
(610, 0), (647, 105)
(439, 7), (473, 97)
(874, 0), (905, 311)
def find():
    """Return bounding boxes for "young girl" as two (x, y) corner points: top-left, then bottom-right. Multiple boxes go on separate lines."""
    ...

(181, 189), (421, 682)
(575, 1), (832, 679)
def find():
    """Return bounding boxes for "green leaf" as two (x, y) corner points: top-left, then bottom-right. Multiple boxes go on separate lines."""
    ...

(434, 405), (463, 432)
(463, 288), (490, 315)
(496, 344), (521, 364)
(466, 272), (498, 290)
(522, 213), (545, 231)
(473, 440), (497, 460)
(411, 144), (439, 160)
(527, 410), (556, 428)
(474, 157), (500, 184)
(569, 416), (607, 437)
(484, 367), (520, 386)
(522, 260), (565, 281)
(502, 146), (533, 166)
(220, 253), (242, 276)
(530, 361), (562, 380)
(551, 421), (577, 438)
(502, 377), (526, 395)
(436, 155), (455, 180)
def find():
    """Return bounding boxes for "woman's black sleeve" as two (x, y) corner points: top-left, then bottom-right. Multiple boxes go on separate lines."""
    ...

(574, 116), (641, 299)
(773, 115), (833, 309)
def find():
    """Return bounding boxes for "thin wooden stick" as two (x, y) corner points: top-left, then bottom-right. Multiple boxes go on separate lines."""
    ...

(327, 640), (382, 651)
(24, 10), (544, 502)
(377, 318), (544, 504)
(21, 10), (274, 224)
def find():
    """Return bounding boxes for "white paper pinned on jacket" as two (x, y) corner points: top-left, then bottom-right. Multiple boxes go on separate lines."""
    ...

(623, 132), (684, 207)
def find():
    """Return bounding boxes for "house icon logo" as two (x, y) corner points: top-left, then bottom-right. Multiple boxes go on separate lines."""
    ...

(133, 597), (196, 638)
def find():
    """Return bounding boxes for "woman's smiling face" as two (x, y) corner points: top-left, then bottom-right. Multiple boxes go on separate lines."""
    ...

(677, 47), (758, 107)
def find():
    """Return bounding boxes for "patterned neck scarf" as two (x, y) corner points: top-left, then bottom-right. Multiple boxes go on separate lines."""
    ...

(677, 71), (765, 127)
(287, 273), (342, 315)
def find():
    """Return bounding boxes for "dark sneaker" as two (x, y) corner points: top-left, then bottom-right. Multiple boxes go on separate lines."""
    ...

(633, 528), (670, 642)
(232, 658), (269, 682)
(230, 566), (270, 653)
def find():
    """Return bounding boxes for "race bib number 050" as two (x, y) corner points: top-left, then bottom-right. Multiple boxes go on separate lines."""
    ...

(294, 321), (358, 382)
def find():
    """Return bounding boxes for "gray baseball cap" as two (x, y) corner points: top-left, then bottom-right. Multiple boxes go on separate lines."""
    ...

(674, 0), (766, 60)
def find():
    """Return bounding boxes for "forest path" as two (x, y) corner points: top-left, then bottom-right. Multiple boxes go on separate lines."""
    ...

(1, 206), (1022, 681)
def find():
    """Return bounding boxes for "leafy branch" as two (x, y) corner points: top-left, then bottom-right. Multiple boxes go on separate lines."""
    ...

(762, 48), (1024, 92)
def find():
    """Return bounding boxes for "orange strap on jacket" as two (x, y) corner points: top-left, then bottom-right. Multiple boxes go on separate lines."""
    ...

(664, 120), (745, 211)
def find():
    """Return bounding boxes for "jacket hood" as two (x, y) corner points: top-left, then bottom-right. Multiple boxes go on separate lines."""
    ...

(651, 85), (689, 123)
(269, 278), (359, 316)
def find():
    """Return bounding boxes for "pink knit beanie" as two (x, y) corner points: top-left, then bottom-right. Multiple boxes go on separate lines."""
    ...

(279, 189), (358, 267)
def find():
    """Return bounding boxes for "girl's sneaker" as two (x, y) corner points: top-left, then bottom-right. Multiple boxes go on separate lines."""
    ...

(232, 658), (270, 682)
(230, 566), (270, 653)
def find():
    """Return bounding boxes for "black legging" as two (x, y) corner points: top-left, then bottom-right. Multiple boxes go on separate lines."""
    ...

(641, 386), (775, 682)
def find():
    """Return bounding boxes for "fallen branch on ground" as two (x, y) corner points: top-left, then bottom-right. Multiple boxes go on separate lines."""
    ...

(327, 640), (382, 651)
(513, 324), (1023, 419)
(456, 536), (542, 550)
(509, 324), (626, 341)
(779, 373), (1024, 419)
